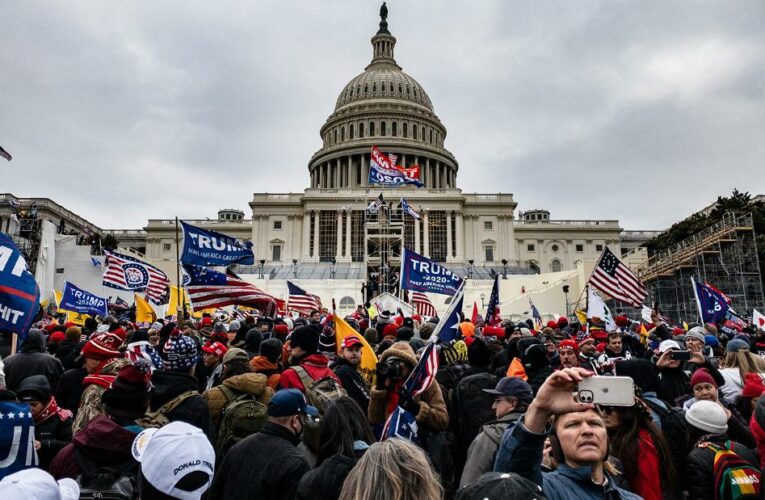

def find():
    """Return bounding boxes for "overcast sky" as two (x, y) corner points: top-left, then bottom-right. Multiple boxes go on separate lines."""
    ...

(2, 1), (764, 231)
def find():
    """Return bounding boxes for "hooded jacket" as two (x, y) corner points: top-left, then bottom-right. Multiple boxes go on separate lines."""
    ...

(331, 357), (371, 412)
(53, 340), (80, 371)
(461, 411), (522, 487)
(49, 415), (138, 480)
(203, 372), (273, 429)
(279, 353), (341, 392)
(149, 369), (215, 444)
(367, 341), (448, 431)
(209, 421), (310, 500)
(250, 356), (282, 389)
(3, 330), (64, 392)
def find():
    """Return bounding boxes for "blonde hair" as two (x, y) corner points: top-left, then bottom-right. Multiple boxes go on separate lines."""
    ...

(339, 439), (443, 500)
(723, 351), (765, 383)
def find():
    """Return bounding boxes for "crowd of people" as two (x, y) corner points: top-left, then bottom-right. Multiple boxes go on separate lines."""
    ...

(0, 304), (764, 499)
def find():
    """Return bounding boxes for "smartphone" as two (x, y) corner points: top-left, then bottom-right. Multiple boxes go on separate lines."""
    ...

(577, 376), (635, 407)
(670, 350), (691, 361)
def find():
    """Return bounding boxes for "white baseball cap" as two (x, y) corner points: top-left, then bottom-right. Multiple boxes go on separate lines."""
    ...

(0, 468), (79, 500)
(132, 421), (215, 500)
(659, 339), (681, 353)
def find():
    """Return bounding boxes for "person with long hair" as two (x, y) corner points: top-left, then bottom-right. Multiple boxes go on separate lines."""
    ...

(719, 340), (765, 402)
(338, 438), (443, 500)
(296, 397), (376, 500)
(601, 400), (678, 500)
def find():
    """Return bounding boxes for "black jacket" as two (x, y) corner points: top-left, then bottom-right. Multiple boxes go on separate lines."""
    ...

(210, 421), (310, 500)
(3, 330), (64, 392)
(685, 435), (759, 500)
(296, 453), (355, 500)
(53, 340), (80, 372)
(331, 358), (370, 412)
(55, 368), (87, 416)
(658, 367), (690, 406)
(35, 409), (74, 471)
(149, 370), (215, 444)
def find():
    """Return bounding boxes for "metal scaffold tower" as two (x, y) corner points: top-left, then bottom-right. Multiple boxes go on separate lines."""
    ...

(364, 207), (404, 298)
(635, 211), (765, 323)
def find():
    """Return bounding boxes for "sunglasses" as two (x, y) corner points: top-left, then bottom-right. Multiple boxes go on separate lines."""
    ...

(599, 406), (617, 414)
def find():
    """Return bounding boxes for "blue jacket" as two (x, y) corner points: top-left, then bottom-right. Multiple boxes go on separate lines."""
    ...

(493, 416), (643, 500)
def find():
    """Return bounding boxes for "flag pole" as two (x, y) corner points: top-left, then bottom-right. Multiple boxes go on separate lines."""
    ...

(175, 217), (185, 319)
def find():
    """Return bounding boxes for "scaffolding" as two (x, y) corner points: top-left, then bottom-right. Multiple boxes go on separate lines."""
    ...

(634, 211), (765, 323)
(365, 208), (405, 298)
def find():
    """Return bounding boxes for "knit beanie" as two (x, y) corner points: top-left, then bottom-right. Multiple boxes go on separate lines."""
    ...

(467, 338), (492, 368)
(727, 338), (750, 353)
(685, 400), (728, 434)
(213, 322), (227, 334)
(557, 317), (569, 329)
(742, 373), (765, 398)
(690, 368), (717, 389)
(705, 335), (720, 348)
(260, 338), (283, 363)
(396, 327), (415, 343)
(49, 331), (66, 344)
(273, 324), (290, 339)
(244, 329), (263, 353)
(318, 330), (336, 354)
(558, 339), (579, 355)
(210, 332), (229, 346)
(483, 326), (505, 340)
(229, 320), (241, 332)
(686, 327), (706, 344)
(290, 326), (320, 355)
(101, 360), (151, 419)
(382, 323), (399, 340)
(418, 323), (434, 340)
(364, 327), (379, 345)
(162, 334), (199, 372)
(443, 340), (468, 365)
(409, 337), (425, 352)
(81, 333), (122, 361)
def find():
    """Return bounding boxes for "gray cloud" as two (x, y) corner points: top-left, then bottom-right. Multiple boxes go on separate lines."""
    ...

(2, 1), (763, 230)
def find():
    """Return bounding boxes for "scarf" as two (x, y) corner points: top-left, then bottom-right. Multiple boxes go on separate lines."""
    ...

(385, 380), (406, 416)
(35, 396), (73, 424)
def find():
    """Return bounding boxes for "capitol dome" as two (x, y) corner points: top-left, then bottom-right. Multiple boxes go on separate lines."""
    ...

(308, 5), (458, 190)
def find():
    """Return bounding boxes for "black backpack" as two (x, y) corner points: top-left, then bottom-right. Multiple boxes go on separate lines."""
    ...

(453, 371), (498, 448)
(75, 449), (138, 500)
(643, 398), (689, 476)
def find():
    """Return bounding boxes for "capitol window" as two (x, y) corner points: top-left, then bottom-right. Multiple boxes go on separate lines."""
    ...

(370, 122), (375, 136)
(413, 125), (418, 140)
(341, 127), (345, 141)
(381, 121), (387, 136)
(359, 123), (364, 138)
(551, 259), (562, 272)
(576, 244), (583, 252)
(421, 127), (426, 140)
(484, 221), (492, 230)
(596, 244), (603, 251)
(398, 84), (403, 93)
(333, 129), (337, 143)
(392, 122), (397, 136)
(527, 243), (535, 252)
(403, 123), (408, 138)
(349, 124), (354, 139)
(273, 220), (283, 230)
(373, 82), (377, 92)
(552, 244), (559, 252)
(364, 84), (368, 93)
(406, 85), (410, 94)
(163, 243), (171, 252)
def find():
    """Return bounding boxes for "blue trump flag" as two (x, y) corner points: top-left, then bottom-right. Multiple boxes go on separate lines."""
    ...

(180, 220), (254, 267)
(0, 233), (40, 342)
(367, 146), (424, 188)
(60, 282), (108, 317)
(400, 248), (464, 296)
(691, 277), (731, 324)
(0, 401), (38, 479)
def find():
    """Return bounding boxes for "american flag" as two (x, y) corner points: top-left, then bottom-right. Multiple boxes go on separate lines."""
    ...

(287, 281), (321, 314)
(589, 247), (647, 308)
(103, 250), (170, 305)
(485, 275), (500, 326)
(528, 297), (543, 330)
(183, 264), (282, 315)
(411, 291), (436, 317)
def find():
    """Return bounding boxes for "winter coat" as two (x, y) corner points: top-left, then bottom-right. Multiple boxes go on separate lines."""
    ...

(624, 428), (662, 500)
(751, 408), (765, 468)
(685, 434), (759, 500)
(54, 367), (87, 415)
(49, 415), (138, 480)
(203, 372), (273, 429)
(279, 354), (341, 392)
(209, 421), (310, 500)
(3, 330), (64, 392)
(72, 358), (129, 434)
(658, 367), (690, 406)
(149, 369), (215, 444)
(461, 411), (521, 487)
(34, 404), (74, 471)
(295, 453), (356, 500)
(250, 356), (282, 389)
(331, 357), (370, 412)
(53, 340), (80, 372)
(719, 367), (744, 402)
(526, 366), (555, 396)
(494, 418), (642, 500)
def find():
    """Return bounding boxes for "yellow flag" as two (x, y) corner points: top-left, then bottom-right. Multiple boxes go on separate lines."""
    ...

(638, 324), (649, 346)
(367, 305), (377, 320)
(334, 315), (378, 386)
(575, 309), (587, 326)
(135, 293), (157, 323)
(683, 321), (689, 331)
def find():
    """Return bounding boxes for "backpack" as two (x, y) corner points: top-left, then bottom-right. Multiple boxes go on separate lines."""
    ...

(453, 372), (497, 449)
(707, 441), (761, 500)
(136, 390), (198, 429)
(642, 398), (689, 475)
(291, 365), (347, 414)
(75, 449), (137, 500)
(215, 385), (268, 457)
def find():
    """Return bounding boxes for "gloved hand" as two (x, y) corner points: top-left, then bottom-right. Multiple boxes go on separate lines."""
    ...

(399, 394), (421, 416)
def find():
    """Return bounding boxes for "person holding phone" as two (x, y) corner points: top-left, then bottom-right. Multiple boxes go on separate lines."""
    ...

(493, 368), (641, 499)
(656, 339), (724, 407)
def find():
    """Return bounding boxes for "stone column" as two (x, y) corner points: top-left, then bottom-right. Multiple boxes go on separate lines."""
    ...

(343, 210), (352, 262)
(336, 158), (341, 188)
(251, 216), (260, 261)
(435, 162), (441, 189)
(302, 213), (311, 260)
(312, 211), (320, 261)
(446, 211), (454, 262)
(423, 211), (430, 258)
(335, 211), (343, 260)
(425, 158), (430, 188)
(361, 154), (367, 187)
(455, 212), (464, 261)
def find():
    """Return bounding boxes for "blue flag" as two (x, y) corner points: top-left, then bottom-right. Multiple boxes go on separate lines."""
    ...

(400, 197), (420, 219)
(0, 233), (40, 342)
(431, 283), (465, 343)
(382, 405), (419, 443)
(691, 277), (730, 324)
(400, 248), (464, 296)
(180, 220), (254, 266)
(0, 401), (38, 479)
(368, 146), (424, 188)
(60, 282), (108, 317)
(484, 275), (500, 326)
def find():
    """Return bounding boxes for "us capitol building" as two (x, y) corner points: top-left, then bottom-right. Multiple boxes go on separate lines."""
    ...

(0, 5), (657, 310)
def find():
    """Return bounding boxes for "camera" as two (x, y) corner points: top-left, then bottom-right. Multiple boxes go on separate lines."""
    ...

(377, 359), (403, 380)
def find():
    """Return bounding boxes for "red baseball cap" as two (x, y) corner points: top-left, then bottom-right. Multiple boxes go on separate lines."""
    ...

(340, 336), (363, 349)
(202, 341), (228, 357)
